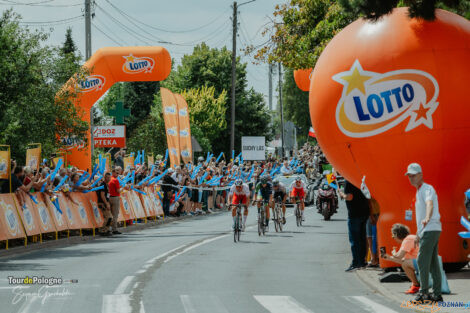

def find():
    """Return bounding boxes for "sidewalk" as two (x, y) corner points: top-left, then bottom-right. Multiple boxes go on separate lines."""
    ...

(356, 264), (470, 313)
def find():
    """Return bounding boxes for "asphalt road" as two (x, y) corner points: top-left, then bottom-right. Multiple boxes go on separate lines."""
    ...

(0, 201), (410, 313)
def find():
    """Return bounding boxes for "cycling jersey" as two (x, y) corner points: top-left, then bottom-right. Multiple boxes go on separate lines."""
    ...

(273, 183), (287, 201)
(255, 182), (273, 201)
(229, 184), (250, 205)
(290, 180), (306, 199)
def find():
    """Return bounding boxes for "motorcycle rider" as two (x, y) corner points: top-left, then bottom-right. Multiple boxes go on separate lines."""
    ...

(272, 179), (287, 225)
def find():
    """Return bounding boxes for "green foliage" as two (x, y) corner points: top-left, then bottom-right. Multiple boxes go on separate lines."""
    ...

(282, 67), (311, 144)
(181, 86), (227, 144)
(164, 43), (273, 154)
(0, 10), (88, 163)
(254, 0), (468, 70)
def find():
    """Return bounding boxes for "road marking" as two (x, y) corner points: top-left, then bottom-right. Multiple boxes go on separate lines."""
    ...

(102, 295), (131, 313)
(164, 235), (228, 263)
(113, 276), (134, 295)
(145, 245), (186, 264)
(346, 296), (399, 313)
(180, 295), (197, 313)
(254, 295), (314, 313)
(0, 286), (29, 289)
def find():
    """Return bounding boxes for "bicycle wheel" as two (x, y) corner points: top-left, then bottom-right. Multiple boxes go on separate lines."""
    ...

(234, 216), (238, 243)
(258, 211), (262, 236)
(278, 206), (283, 232)
(296, 206), (301, 227)
(261, 208), (266, 236)
(274, 207), (279, 233)
(237, 214), (242, 241)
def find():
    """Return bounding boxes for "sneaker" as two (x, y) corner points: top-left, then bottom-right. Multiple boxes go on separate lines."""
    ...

(112, 230), (122, 235)
(242, 224), (246, 232)
(431, 294), (443, 303)
(282, 217), (286, 225)
(208, 208), (214, 213)
(265, 225), (269, 232)
(413, 293), (431, 303)
(345, 265), (358, 272)
(99, 231), (112, 237)
(405, 285), (420, 294)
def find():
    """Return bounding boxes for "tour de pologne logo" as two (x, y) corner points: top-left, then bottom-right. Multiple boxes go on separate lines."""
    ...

(1, 200), (19, 236)
(38, 203), (50, 230)
(76, 75), (106, 93)
(122, 54), (155, 74)
(332, 60), (439, 138)
(90, 200), (101, 224)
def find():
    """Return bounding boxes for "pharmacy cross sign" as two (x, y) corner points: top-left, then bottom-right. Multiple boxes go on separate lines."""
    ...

(108, 101), (130, 124)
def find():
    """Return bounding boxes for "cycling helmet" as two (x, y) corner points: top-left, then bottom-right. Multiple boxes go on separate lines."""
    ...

(295, 177), (302, 182)
(235, 179), (243, 186)
(260, 176), (269, 184)
(272, 180), (280, 187)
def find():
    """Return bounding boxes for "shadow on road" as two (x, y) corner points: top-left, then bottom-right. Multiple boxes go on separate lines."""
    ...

(0, 262), (48, 272)
(238, 241), (271, 245)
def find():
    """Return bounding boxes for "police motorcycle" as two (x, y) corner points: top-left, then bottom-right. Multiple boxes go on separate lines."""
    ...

(314, 172), (339, 221)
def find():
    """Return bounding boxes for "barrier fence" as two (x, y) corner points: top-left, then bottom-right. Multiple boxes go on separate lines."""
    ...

(0, 187), (164, 249)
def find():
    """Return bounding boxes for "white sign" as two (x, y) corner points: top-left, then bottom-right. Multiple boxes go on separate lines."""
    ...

(93, 126), (126, 148)
(242, 136), (265, 161)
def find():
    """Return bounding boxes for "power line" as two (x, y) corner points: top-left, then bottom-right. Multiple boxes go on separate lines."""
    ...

(19, 15), (83, 25)
(91, 21), (122, 46)
(1, 0), (54, 4)
(103, 0), (230, 34)
(93, 16), (130, 46)
(0, 0), (81, 6)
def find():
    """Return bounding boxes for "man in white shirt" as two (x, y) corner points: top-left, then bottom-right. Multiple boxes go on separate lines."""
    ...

(405, 163), (442, 303)
(280, 161), (292, 176)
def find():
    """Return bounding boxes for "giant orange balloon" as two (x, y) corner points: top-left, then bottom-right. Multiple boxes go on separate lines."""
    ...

(309, 8), (470, 267)
(294, 68), (313, 91)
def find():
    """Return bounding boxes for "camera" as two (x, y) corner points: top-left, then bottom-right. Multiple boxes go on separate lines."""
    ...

(380, 247), (386, 257)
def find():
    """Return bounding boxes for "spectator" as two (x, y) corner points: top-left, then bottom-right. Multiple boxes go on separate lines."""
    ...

(339, 180), (369, 272)
(280, 161), (292, 176)
(382, 223), (419, 294)
(108, 167), (123, 234)
(98, 173), (112, 236)
(366, 198), (380, 267)
(114, 148), (126, 169)
(405, 163), (442, 303)
(161, 168), (178, 217)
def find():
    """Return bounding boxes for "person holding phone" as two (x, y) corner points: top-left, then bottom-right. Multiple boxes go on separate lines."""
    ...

(382, 223), (420, 294)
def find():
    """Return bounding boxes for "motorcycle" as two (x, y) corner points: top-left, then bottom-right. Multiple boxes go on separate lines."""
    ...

(316, 183), (338, 221)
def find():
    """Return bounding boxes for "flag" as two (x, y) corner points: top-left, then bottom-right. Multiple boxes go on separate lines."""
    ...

(161, 88), (181, 167)
(326, 173), (336, 185)
(308, 127), (316, 138)
(174, 93), (193, 164)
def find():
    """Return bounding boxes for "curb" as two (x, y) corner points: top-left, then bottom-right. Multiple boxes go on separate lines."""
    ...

(355, 269), (406, 304)
(0, 209), (225, 260)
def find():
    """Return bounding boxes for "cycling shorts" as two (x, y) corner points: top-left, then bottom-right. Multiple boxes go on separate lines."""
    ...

(274, 191), (286, 201)
(232, 193), (248, 205)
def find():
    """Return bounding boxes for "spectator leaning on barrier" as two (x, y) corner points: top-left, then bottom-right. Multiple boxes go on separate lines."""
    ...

(98, 173), (113, 236)
(339, 180), (369, 272)
(405, 163), (443, 303)
(108, 167), (123, 235)
(161, 168), (178, 217)
(382, 223), (420, 294)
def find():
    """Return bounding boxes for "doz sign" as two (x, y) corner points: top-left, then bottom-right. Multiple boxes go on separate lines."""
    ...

(242, 136), (265, 161)
(93, 126), (126, 148)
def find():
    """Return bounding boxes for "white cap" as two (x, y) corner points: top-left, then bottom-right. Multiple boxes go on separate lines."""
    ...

(405, 163), (422, 176)
(168, 168), (175, 173)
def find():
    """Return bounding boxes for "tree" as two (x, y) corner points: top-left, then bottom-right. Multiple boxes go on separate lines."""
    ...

(281, 67), (311, 145)
(253, 0), (468, 70)
(181, 86), (227, 144)
(0, 10), (88, 163)
(164, 43), (273, 154)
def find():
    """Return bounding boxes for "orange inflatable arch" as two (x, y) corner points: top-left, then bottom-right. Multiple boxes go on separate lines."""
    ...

(59, 47), (171, 170)
(293, 68), (313, 92)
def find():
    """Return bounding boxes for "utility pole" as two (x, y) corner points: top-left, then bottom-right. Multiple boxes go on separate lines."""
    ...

(230, 0), (256, 156)
(85, 0), (93, 158)
(279, 62), (284, 158)
(230, 1), (237, 156)
(268, 63), (273, 111)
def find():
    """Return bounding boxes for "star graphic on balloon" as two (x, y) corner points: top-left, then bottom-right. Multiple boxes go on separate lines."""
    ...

(332, 60), (374, 95)
(405, 101), (439, 131)
(123, 54), (135, 63)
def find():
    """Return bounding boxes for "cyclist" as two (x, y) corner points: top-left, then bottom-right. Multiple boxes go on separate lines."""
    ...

(228, 179), (250, 231)
(272, 179), (287, 225)
(255, 176), (273, 231)
(290, 177), (306, 221)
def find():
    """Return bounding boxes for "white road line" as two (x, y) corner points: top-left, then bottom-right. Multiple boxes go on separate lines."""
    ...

(102, 295), (132, 313)
(346, 296), (399, 313)
(164, 235), (228, 263)
(180, 295), (197, 313)
(113, 276), (134, 295)
(0, 286), (29, 289)
(145, 245), (186, 264)
(139, 300), (145, 313)
(254, 295), (314, 313)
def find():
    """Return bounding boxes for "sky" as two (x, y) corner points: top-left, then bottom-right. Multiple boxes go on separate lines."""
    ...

(1, 0), (285, 107)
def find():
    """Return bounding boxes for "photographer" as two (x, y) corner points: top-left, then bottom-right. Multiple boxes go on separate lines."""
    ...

(382, 223), (420, 294)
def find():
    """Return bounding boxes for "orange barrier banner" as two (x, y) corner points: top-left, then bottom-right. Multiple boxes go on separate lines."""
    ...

(174, 93), (192, 164)
(26, 147), (41, 172)
(0, 150), (10, 180)
(67, 193), (95, 229)
(30, 193), (63, 233)
(140, 188), (156, 217)
(40, 194), (69, 232)
(25, 194), (57, 234)
(149, 185), (164, 216)
(161, 88), (181, 167)
(57, 193), (83, 230)
(82, 192), (105, 229)
(0, 194), (25, 240)
(120, 192), (136, 221)
(127, 190), (147, 219)
(16, 195), (42, 236)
